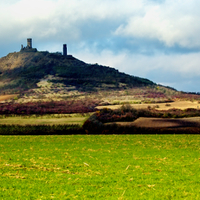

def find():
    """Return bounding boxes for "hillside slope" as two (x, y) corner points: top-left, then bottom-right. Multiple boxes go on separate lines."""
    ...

(0, 51), (155, 94)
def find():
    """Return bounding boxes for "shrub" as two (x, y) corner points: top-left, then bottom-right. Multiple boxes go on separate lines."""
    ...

(82, 114), (103, 134)
(0, 99), (100, 115)
(120, 104), (133, 112)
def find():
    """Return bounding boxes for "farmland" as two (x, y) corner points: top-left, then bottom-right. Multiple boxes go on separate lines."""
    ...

(0, 83), (200, 199)
(0, 135), (199, 199)
(97, 100), (200, 110)
(1, 98), (200, 134)
(0, 114), (91, 126)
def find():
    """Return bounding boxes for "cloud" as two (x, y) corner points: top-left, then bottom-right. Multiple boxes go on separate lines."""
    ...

(115, 0), (200, 48)
(2, 0), (200, 49)
(0, 0), (145, 40)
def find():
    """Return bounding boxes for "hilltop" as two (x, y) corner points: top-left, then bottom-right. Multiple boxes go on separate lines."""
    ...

(0, 50), (155, 95)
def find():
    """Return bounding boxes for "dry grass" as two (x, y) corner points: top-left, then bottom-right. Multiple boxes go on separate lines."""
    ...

(97, 100), (200, 110)
(0, 94), (17, 102)
(0, 114), (91, 126)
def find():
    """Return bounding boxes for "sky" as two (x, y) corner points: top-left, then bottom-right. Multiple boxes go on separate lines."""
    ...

(1, 0), (200, 92)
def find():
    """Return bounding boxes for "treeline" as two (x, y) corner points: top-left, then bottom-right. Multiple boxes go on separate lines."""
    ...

(0, 124), (84, 135)
(0, 99), (99, 115)
(1, 124), (200, 135)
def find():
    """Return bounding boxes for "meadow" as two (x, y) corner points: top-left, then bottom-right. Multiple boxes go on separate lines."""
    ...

(0, 135), (199, 199)
(0, 114), (91, 126)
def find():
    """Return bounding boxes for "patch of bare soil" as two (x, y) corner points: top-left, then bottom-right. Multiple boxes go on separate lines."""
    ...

(0, 95), (17, 102)
(115, 117), (200, 128)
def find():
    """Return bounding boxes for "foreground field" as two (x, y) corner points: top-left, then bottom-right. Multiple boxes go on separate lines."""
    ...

(0, 135), (199, 199)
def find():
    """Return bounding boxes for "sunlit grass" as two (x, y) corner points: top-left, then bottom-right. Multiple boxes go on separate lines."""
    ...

(0, 135), (199, 199)
(0, 113), (92, 126)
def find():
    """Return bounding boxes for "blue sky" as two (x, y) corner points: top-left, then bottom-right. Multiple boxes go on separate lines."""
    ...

(1, 0), (200, 92)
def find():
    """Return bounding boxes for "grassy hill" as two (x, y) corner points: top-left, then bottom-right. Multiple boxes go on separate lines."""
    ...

(0, 51), (155, 94)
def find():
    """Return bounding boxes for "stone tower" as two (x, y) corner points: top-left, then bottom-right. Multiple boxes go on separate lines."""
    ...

(20, 38), (37, 52)
(63, 44), (67, 56)
(27, 38), (32, 48)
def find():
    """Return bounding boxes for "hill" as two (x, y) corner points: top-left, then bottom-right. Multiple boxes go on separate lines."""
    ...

(0, 51), (155, 95)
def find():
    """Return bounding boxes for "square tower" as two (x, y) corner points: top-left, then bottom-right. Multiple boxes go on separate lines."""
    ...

(27, 38), (32, 48)
(63, 44), (67, 56)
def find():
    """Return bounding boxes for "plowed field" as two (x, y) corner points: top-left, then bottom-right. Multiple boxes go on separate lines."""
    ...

(112, 117), (200, 128)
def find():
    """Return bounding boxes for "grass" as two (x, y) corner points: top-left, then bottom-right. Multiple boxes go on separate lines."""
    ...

(0, 114), (91, 126)
(0, 135), (200, 199)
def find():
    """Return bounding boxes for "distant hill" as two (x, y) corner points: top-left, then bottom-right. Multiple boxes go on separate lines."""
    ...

(0, 51), (155, 94)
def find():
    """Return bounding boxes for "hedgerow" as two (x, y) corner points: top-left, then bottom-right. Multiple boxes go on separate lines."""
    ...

(0, 124), (84, 135)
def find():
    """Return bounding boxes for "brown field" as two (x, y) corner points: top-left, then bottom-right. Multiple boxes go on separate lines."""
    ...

(97, 100), (200, 110)
(0, 94), (17, 102)
(107, 117), (200, 128)
(132, 117), (200, 128)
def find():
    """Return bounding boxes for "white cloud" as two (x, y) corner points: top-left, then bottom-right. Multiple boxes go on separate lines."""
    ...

(0, 0), (144, 40)
(2, 0), (200, 48)
(115, 0), (200, 48)
(1, 0), (200, 47)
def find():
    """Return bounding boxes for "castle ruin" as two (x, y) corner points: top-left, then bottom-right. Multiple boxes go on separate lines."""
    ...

(20, 38), (70, 57)
(27, 38), (32, 48)
(20, 38), (37, 52)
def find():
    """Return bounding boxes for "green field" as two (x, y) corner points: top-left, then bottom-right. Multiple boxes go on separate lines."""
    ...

(0, 135), (199, 199)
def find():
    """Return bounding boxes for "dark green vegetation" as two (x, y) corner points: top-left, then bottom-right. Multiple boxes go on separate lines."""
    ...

(0, 135), (199, 199)
(0, 124), (83, 135)
(0, 51), (154, 94)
